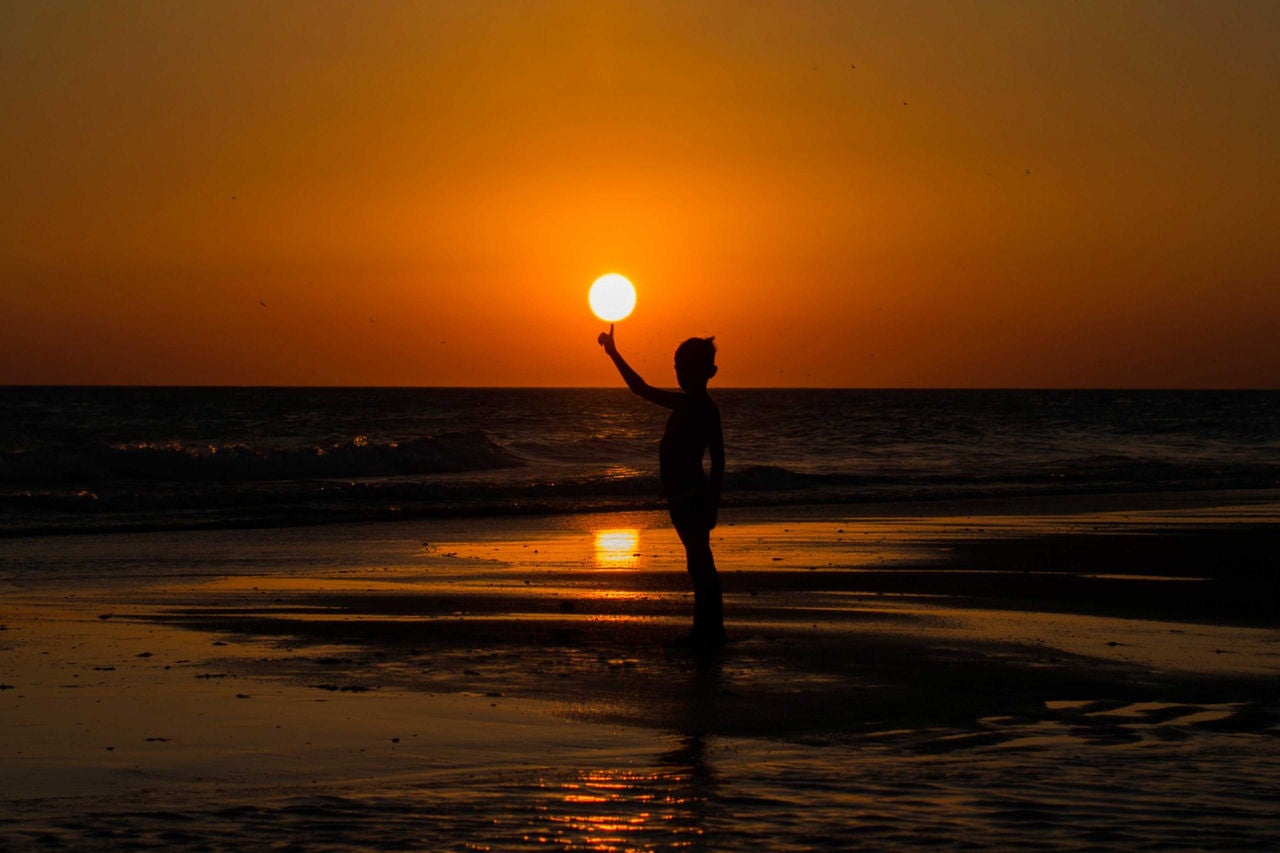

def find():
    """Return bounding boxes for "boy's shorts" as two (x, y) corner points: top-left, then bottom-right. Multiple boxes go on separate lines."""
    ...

(668, 493), (716, 533)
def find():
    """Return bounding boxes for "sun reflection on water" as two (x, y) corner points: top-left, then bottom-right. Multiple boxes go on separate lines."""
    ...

(594, 529), (640, 568)
(527, 762), (710, 850)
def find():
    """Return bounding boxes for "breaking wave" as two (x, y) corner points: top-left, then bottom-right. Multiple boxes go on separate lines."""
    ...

(0, 430), (523, 484)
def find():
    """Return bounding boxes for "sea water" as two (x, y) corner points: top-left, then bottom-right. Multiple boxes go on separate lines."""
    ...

(3, 387), (1278, 535)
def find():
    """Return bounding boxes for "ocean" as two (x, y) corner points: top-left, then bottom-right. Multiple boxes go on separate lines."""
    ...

(3, 386), (1279, 536)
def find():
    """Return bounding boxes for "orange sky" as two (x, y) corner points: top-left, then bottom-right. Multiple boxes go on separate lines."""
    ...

(3, 0), (1278, 387)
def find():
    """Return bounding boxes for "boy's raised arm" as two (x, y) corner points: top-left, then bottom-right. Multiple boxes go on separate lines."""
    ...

(597, 325), (683, 408)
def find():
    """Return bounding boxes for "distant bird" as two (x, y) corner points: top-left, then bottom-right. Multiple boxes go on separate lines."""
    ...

(369, 317), (375, 323)
(231, 195), (237, 201)
(903, 101), (908, 106)
(850, 64), (856, 69)
(259, 300), (266, 308)
(1026, 169), (1031, 175)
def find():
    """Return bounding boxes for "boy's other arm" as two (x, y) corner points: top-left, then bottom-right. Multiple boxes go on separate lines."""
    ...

(708, 405), (725, 503)
(597, 325), (684, 408)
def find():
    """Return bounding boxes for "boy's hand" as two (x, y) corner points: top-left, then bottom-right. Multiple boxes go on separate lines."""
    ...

(597, 323), (618, 357)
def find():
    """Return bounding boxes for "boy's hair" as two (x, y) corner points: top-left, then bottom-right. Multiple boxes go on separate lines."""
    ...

(675, 336), (717, 372)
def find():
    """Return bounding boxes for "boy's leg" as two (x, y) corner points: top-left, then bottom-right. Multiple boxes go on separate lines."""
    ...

(674, 519), (724, 643)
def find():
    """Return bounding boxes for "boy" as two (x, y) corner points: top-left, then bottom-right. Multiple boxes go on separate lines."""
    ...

(597, 324), (725, 646)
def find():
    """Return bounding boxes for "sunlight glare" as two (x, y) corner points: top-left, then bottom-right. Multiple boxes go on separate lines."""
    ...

(593, 528), (640, 568)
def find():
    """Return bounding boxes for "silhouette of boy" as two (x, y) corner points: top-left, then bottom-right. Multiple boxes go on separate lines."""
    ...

(598, 325), (725, 646)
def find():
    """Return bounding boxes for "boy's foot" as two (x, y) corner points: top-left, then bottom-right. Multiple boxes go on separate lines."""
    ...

(663, 630), (727, 655)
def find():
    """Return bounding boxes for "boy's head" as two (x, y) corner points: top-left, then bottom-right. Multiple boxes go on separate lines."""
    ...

(674, 336), (717, 392)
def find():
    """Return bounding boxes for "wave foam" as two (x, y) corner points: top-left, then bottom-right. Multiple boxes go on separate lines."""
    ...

(0, 430), (524, 484)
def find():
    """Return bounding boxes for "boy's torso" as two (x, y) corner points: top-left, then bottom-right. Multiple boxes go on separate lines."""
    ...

(659, 394), (717, 496)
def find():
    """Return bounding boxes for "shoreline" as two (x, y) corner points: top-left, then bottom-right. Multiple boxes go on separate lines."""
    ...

(7, 484), (1280, 540)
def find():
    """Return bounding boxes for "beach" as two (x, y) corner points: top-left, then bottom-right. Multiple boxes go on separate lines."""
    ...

(3, 491), (1278, 850)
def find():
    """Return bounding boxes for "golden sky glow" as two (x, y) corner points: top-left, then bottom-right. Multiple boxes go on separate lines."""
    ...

(2, 1), (1278, 387)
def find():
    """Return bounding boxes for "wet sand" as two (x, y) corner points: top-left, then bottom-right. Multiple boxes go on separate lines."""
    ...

(3, 492), (1279, 850)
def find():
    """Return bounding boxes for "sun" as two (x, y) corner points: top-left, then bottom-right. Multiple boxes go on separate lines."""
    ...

(588, 274), (636, 323)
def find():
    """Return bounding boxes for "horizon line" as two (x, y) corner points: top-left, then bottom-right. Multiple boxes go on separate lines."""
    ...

(3, 383), (1278, 393)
